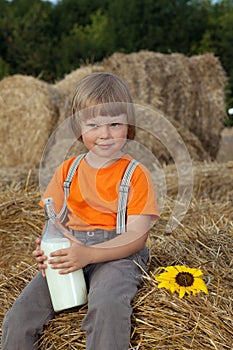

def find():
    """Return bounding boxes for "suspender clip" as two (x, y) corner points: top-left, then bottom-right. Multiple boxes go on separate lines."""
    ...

(64, 180), (71, 188)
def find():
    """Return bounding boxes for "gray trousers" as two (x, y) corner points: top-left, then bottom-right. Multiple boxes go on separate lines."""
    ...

(2, 230), (149, 350)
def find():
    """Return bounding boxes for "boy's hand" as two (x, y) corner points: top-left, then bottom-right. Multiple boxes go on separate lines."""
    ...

(32, 237), (47, 277)
(48, 231), (93, 274)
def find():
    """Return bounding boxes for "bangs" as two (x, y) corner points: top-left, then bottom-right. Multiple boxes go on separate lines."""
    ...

(78, 102), (130, 120)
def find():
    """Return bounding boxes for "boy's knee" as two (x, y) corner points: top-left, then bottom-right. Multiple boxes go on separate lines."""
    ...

(2, 307), (22, 347)
(89, 287), (131, 317)
(3, 306), (18, 329)
(2, 306), (39, 350)
(83, 289), (132, 342)
(2, 302), (25, 336)
(2, 310), (9, 335)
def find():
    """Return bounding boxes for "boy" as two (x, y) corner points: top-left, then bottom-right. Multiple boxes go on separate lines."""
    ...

(2, 72), (159, 350)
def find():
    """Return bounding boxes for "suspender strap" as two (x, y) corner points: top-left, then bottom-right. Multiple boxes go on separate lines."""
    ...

(57, 153), (85, 223)
(116, 159), (139, 234)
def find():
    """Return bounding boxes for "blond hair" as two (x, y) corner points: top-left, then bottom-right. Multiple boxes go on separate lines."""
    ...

(71, 72), (136, 141)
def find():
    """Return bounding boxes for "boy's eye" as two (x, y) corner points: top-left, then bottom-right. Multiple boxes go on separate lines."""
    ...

(110, 122), (122, 127)
(86, 123), (98, 128)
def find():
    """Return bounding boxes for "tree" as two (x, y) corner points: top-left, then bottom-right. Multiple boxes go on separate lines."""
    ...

(55, 9), (112, 77)
(197, 0), (233, 123)
(0, 56), (9, 79)
(106, 0), (210, 54)
(3, 0), (56, 80)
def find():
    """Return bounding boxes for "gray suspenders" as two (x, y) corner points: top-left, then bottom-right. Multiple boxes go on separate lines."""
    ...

(116, 158), (139, 233)
(57, 154), (139, 234)
(57, 153), (86, 223)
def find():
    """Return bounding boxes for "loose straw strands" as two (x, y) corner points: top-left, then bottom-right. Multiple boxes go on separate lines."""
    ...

(0, 161), (232, 349)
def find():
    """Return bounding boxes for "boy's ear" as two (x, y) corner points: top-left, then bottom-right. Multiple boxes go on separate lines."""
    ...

(127, 125), (136, 140)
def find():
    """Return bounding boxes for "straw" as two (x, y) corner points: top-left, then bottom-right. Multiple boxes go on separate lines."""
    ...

(0, 161), (232, 349)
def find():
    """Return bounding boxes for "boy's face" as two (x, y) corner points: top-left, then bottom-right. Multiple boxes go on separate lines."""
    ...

(81, 114), (128, 160)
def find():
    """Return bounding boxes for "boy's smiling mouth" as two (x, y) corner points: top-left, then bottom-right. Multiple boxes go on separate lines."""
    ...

(96, 143), (114, 148)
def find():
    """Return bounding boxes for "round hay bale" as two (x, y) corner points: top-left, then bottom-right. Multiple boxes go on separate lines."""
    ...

(103, 51), (163, 109)
(0, 167), (38, 189)
(54, 64), (105, 122)
(164, 160), (233, 202)
(216, 127), (233, 162)
(103, 51), (227, 159)
(187, 53), (227, 157)
(0, 75), (60, 168)
(133, 107), (209, 165)
(43, 65), (105, 179)
(0, 182), (42, 270)
(0, 161), (232, 348)
(1, 181), (232, 349)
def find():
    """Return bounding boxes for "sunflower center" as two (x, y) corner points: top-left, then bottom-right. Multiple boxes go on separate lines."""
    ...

(175, 272), (194, 287)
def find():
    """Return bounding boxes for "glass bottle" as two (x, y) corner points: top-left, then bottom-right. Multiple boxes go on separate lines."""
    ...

(41, 197), (87, 312)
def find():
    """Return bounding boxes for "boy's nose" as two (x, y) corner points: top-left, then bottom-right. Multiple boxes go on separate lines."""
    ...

(99, 124), (111, 138)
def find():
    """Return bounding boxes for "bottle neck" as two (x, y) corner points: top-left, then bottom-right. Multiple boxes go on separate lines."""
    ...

(44, 202), (56, 221)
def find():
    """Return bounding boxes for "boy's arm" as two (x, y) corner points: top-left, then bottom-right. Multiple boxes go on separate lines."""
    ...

(49, 215), (153, 273)
(89, 215), (151, 261)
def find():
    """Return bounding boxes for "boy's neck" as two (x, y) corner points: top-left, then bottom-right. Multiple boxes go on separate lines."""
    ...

(85, 151), (125, 169)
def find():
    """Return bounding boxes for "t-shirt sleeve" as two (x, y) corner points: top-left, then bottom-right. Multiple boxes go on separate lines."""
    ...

(127, 164), (159, 220)
(39, 163), (65, 214)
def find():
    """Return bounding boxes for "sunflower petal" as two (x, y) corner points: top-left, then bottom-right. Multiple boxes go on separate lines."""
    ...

(192, 269), (204, 277)
(164, 266), (179, 277)
(179, 286), (186, 298)
(174, 265), (186, 272)
(170, 284), (179, 293)
(190, 288), (199, 296)
(155, 272), (173, 282)
(193, 278), (209, 294)
(157, 281), (171, 289)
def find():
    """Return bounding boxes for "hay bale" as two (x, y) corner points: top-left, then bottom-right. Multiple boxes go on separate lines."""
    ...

(217, 127), (233, 162)
(0, 74), (60, 168)
(0, 183), (42, 269)
(38, 65), (105, 180)
(0, 161), (233, 349)
(0, 172), (232, 349)
(133, 106), (209, 166)
(193, 161), (233, 201)
(164, 160), (233, 202)
(103, 51), (227, 159)
(50, 54), (221, 166)
(54, 64), (105, 122)
(0, 167), (39, 189)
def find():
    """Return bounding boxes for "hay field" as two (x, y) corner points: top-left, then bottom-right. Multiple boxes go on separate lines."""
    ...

(0, 161), (232, 349)
(0, 51), (232, 349)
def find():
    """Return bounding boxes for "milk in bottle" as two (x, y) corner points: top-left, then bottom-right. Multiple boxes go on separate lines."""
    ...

(41, 197), (87, 312)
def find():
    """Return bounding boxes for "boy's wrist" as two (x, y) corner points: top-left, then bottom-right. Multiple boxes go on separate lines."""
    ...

(87, 246), (99, 264)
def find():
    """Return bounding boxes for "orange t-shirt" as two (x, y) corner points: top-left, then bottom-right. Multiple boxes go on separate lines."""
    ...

(40, 154), (159, 230)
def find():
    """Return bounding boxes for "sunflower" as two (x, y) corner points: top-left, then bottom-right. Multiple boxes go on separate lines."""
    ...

(155, 265), (209, 298)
